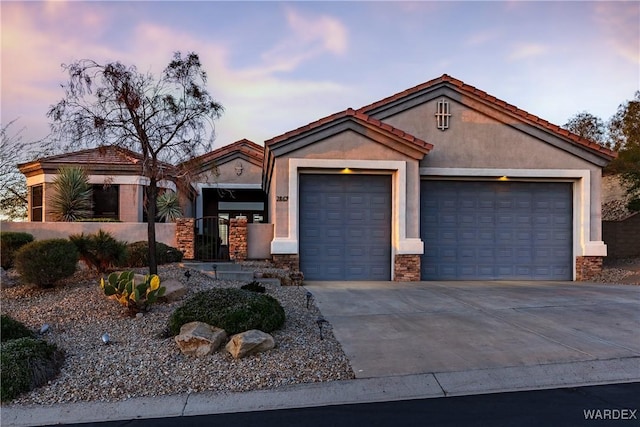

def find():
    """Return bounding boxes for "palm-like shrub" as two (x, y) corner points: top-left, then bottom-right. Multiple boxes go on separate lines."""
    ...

(70, 230), (127, 273)
(49, 166), (93, 221)
(156, 190), (182, 222)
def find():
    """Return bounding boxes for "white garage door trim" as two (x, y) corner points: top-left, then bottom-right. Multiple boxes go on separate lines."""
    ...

(271, 159), (424, 278)
(420, 167), (608, 280)
(299, 174), (392, 280)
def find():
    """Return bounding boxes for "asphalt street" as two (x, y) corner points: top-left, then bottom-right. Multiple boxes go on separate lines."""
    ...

(52, 382), (640, 427)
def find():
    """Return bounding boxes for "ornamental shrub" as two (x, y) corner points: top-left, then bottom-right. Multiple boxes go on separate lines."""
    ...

(240, 281), (266, 293)
(120, 241), (183, 267)
(0, 337), (64, 402)
(1, 314), (34, 342)
(0, 232), (34, 270)
(70, 230), (127, 273)
(14, 239), (79, 288)
(168, 288), (285, 336)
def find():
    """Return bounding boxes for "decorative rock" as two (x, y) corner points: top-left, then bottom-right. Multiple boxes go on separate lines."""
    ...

(174, 322), (227, 357)
(226, 329), (275, 359)
(160, 279), (187, 302)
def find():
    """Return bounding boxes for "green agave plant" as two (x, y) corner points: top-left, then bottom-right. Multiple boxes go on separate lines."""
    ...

(156, 190), (182, 222)
(49, 167), (93, 222)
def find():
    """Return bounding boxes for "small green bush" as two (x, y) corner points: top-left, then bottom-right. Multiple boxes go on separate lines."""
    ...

(0, 232), (34, 270)
(1, 314), (34, 342)
(70, 230), (127, 273)
(121, 241), (183, 267)
(240, 281), (266, 293)
(14, 239), (79, 288)
(0, 337), (64, 402)
(168, 288), (285, 336)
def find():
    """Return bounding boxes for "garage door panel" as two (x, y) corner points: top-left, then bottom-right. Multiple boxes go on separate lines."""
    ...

(421, 181), (572, 280)
(300, 174), (391, 281)
(497, 265), (515, 276)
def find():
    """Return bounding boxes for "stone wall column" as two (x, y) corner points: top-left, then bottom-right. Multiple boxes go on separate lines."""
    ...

(175, 218), (195, 260)
(229, 217), (248, 261)
(272, 254), (300, 271)
(576, 256), (603, 281)
(394, 254), (421, 281)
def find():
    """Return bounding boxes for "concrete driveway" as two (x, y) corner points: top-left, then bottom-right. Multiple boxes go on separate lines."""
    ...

(305, 281), (640, 387)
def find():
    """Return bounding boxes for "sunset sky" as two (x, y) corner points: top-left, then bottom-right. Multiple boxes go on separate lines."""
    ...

(2, 1), (639, 153)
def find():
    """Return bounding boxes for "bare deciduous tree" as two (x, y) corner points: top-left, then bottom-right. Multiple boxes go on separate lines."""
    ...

(48, 52), (223, 273)
(0, 120), (54, 220)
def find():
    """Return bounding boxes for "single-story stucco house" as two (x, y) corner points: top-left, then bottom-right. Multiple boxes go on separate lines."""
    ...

(18, 74), (616, 282)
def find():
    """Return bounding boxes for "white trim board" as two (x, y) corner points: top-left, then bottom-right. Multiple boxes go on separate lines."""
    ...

(27, 174), (149, 186)
(271, 159), (422, 278)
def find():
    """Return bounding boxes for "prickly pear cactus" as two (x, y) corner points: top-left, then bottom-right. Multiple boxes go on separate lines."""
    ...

(100, 271), (166, 316)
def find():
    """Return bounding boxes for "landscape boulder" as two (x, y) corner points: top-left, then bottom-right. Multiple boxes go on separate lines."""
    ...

(226, 329), (275, 359)
(160, 279), (187, 303)
(174, 321), (227, 357)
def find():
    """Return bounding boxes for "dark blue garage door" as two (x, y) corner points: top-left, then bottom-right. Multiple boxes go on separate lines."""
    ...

(300, 174), (391, 280)
(421, 181), (573, 280)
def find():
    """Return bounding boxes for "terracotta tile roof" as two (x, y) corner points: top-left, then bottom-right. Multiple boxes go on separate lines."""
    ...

(184, 138), (264, 170)
(17, 145), (179, 177)
(26, 145), (144, 166)
(207, 138), (264, 161)
(358, 74), (616, 160)
(265, 108), (433, 153)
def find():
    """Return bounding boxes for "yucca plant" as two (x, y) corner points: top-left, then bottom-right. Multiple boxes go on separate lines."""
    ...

(156, 190), (182, 222)
(49, 166), (93, 221)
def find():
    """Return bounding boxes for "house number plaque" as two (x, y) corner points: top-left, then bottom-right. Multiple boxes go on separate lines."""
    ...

(277, 196), (289, 202)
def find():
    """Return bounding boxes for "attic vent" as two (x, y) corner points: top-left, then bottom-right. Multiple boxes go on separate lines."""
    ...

(435, 98), (451, 131)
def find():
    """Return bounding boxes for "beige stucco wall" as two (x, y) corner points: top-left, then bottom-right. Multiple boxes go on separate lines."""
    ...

(1, 221), (177, 247)
(383, 99), (604, 241)
(43, 183), (56, 222)
(196, 158), (262, 185)
(247, 223), (274, 259)
(270, 130), (422, 243)
(118, 184), (141, 222)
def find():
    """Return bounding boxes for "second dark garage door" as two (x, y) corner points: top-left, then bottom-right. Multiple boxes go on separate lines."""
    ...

(299, 174), (392, 280)
(420, 180), (573, 280)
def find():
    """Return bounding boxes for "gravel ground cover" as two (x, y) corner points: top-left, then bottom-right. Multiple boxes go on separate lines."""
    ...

(0, 264), (354, 406)
(592, 258), (640, 285)
(2, 257), (637, 407)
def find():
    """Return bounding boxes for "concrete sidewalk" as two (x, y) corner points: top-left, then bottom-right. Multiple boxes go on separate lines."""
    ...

(3, 281), (639, 426)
